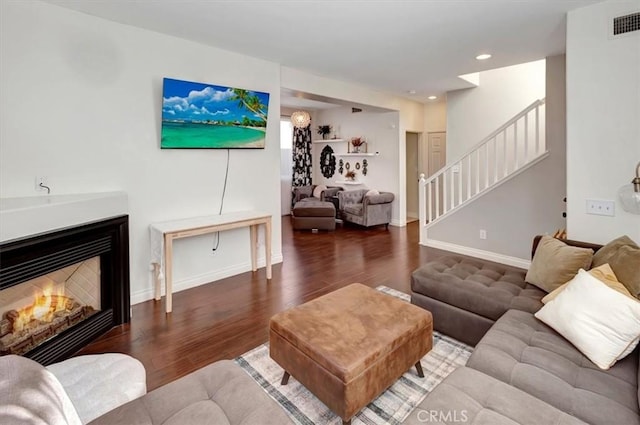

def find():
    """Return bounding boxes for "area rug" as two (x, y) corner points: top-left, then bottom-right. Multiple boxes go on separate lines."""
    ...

(235, 286), (473, 425)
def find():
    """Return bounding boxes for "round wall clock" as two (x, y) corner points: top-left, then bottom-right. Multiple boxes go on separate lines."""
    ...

(320, 145), (336, 178)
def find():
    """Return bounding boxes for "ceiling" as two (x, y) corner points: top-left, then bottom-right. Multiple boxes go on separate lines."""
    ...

(44, 0), (599, 105)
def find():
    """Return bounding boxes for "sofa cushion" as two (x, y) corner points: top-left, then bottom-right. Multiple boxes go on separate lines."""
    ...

(467, 309), (640, 425)
(411, 256), (545, 321)
(0, 355), (82, 425)
(47, 353), (147, 424)
(89, 359), (291, 425)
(404, 367), (586, 425)
(343, 203), (363, 216)
(525, 235), (594, 293)
(292, 200), (335, 217)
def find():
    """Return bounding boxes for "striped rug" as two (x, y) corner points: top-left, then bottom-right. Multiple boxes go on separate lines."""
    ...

(235, 286), (473, 425)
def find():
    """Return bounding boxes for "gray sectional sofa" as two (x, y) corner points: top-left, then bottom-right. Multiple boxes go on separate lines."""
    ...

(406, 237), (639, 425)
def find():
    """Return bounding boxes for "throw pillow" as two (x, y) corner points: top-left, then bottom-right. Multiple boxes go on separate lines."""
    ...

(312, 185), (327, 199)
(525, 235), (594, 292)
(592, 235), (638, 267)
(591, 235), (640, 297)
(535, 269), (640, 370)
(542, 263), (635, 304)
(365, 189), (380, 197)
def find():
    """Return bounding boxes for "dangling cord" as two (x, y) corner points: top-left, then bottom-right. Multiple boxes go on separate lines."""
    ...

(213, 149), (230, 251)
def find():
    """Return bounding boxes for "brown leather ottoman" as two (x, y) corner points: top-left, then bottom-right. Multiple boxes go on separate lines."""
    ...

(269, 283), (433, 424)
(291, 200), (336, 231)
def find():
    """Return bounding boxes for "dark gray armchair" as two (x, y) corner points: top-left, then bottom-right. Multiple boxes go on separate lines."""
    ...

(292, 185), (343, 203)
(337, 189), (395, 228)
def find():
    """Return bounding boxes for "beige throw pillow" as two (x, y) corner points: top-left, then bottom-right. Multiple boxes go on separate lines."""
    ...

(525, 235), (594, 293)
(592, 235), (638, 267)
(542, 263), (634, 304)
(608, 245), (640, 298)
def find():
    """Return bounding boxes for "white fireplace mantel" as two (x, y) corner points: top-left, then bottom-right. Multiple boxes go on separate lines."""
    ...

(0, 192), (128, 243)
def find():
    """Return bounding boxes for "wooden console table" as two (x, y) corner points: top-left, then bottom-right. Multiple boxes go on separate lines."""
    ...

(150, 211), (272, 313)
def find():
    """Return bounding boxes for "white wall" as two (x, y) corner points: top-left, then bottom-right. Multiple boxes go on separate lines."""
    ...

(427, 55), (567, 262)
(0, 1), (283, 304)
(446, 60), (546, 161)
(281, 67), (424, 226)
(566, 1), (640, 244)
(311, 108), (401, 221)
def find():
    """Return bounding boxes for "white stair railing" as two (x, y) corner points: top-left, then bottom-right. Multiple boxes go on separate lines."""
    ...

(419, 99), (547, 243)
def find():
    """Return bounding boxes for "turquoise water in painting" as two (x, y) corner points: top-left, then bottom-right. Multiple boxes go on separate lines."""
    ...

(161, 122), (265, 149)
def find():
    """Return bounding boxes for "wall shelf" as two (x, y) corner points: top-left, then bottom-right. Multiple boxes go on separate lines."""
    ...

(312, 139), (345, 144)
(336, 153), (376, 157)
(335, 180), (365, 186)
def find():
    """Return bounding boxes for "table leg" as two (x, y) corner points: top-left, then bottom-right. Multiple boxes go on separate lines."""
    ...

(281, 371), (290, 385)
(250, 224), (257, 272)
(164, 234), (173, 314)
(415, 361), (424, 378)
(265, 219), (272, 280)
(153, 263), (161, 301)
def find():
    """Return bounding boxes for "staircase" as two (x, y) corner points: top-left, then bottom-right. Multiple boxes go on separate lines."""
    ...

(419, 99), (548, 244)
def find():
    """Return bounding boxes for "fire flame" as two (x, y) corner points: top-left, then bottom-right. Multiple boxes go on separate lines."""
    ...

(13, 285), (66, 333)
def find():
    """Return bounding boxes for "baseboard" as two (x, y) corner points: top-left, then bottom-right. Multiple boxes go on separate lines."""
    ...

(390, 219), (403, 227)
(422, 239), (531, 269)
(131, 253), (284, 305)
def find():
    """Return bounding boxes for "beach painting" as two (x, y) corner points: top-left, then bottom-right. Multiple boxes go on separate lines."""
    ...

(161, 78), (269, 149)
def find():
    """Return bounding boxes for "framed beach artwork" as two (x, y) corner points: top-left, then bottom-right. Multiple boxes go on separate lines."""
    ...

(161, 77), (270, 149)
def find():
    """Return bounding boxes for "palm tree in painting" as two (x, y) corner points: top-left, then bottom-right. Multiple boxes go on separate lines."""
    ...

(230, 88), (267, 123)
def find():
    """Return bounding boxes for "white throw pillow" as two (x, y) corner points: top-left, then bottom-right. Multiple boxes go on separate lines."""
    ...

(313, 185), (327, 199)
(365, 189), (379, 197)
(535, 269), (640, 370)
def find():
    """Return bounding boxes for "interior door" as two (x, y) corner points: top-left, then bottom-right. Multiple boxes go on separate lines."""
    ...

(427, 132), (446, 217)
(406, 132), (420, 220)
(427, 132), (446, 176)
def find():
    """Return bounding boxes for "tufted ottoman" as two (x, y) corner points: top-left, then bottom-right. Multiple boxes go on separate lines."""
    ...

(291, 200), (336, 231)
(410, 256), (545, 346)
(269, 283), (433, 424)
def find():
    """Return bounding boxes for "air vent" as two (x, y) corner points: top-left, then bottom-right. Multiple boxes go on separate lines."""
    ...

(613, 12), (640, 35)
(351, 107), (362, 113)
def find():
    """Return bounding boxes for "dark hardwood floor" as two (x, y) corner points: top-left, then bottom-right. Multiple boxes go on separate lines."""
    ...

(79, 217), (449, 391)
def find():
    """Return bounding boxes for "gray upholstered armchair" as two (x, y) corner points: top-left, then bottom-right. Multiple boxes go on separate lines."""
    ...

(292, 184), (343, 203)
(337, 189), (395, 228)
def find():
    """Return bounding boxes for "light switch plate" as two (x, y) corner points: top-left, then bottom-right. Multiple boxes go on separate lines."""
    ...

(586, 199), (615, 217)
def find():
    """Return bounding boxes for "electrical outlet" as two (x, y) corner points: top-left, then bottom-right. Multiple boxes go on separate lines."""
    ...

(586, 199), (615, 217)
(479, 229), (487, 240)
(35, 176), (48, 192)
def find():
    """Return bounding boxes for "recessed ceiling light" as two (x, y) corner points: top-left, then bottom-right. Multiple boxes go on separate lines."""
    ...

(408, 90), (417, 95)
(476, 53), (492, 60)
(427, 95), (437, 100)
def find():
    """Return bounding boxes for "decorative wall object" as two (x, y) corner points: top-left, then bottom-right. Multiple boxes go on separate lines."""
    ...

(339, 159), (344, 175)
(348, 137), (367, 153)
(317, 125), (332, 140)
(320, 145), (336, 178)
(345, 162), (350, 170)
(362, 159), (368, 176)
(161, 78), (269, 149)
(355, 162), (360, 170)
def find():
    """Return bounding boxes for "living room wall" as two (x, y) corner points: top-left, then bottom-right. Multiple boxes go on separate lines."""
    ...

(426, 55), (567, 264)
(281, 67), (425, 226)
(0, 1), (283, 303)
(566, 0), (640, 244)
(312, 108), (401, 224)
(446, 59), (546, 160)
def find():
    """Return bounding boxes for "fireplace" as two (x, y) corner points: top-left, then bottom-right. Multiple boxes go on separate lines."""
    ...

(0, 215), (130, 365)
